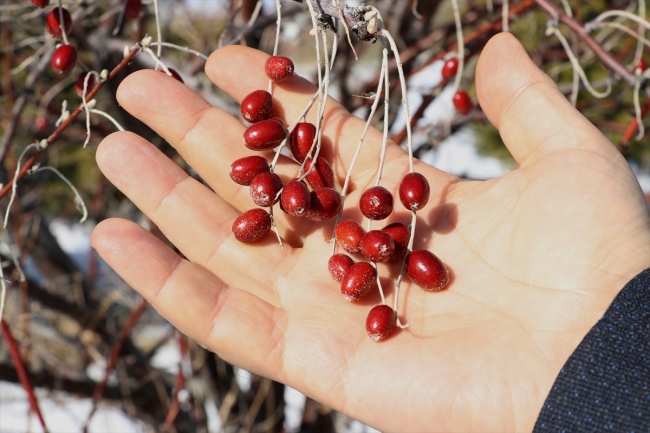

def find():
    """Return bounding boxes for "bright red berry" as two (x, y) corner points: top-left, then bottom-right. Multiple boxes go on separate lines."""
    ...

(161, 68), (184, 83)
(124, 0), (142, 19)
(453, 91), (472, 115)
(399, 172), (430, 211)
(46, 7), (72, 40)
(441, 57), (459, 81)
(230, 156), (270, 186)
(360, 230), (395, 263)
(366, 305), (396, 341)
(359, 186), (393, 220)
(232, 208), (272, 242)
(30, 0), (49, 8)
(265, 56), (294, 82)
(250, 172), (283, 207)
(305, 187), (342, 221)
(328, 253), (354, 282)
(289, 123), (316, 162)
(634, 59), (648, 73)
(341, 262), (376, 301)
(335, 220), (366, 254)
(241, 90), (273, 123)
(406, 250), (449, 291)
(304, 157), (334, 189)
(75, 72), (96, 97)
(381, 222), (410, 256)
(243, 119), (286, 151)
(280, 179), (311, 217)
(51, 45), (77, 74)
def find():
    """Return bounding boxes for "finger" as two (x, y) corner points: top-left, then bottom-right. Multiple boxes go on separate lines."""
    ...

(91, 219), (286, 379)
(476, 32), (616, 166)
(96, 131), (291, 304)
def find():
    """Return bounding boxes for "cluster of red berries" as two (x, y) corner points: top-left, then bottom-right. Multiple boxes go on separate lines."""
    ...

(441, 57), (473, 115)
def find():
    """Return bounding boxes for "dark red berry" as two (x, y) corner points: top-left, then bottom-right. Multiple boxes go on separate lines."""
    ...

(441, 57), (459, 81)
(399, 172), (430, 211)
(35, 116), (47, 133)
(232, 208), (272, 242)
(230, 156), (270, 186)
(124, 0), (142, 19)
(328, 253), (354, 282)
(335, 220), (366, 254)
(75, 72), (96, 97)
(406, 250), (449, 291)
(341, 262), (376, 301)
(634, 59), (647, 73)
(265, 56), (294, 82)
(51, 45), (77, 74)
(381, 222), (409, 256)
(243, 119), (286, 151)
(304, 157), (334, 189)
(241, 90), (273, 123)
(161, 68), (184, 83)
(46, 7), (72, 39)
(280, 179), (311, 217)
(453, 91), (472, 115)
(366, 305), (396, 341)
(359, 186), (393, 220)
(268, 116), (285, 128)
(289, 123), (316, 162)
(305, 187), (342, 221)
(250, 172), (283, 207)
(360, 230), (395, 263)
(30, 0), (49, 8)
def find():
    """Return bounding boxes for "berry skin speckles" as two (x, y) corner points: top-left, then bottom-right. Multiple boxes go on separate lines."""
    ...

(406, 250), (449, 291)
(232, 209), (272, 243)
(241, 90), (273, 123)
(265, 56), (294, 82)
(359, 186), (393, 220)
(366, 305), (396, 341)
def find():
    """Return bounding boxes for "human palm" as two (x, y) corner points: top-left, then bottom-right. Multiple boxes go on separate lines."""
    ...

(92, 33), (650, 432)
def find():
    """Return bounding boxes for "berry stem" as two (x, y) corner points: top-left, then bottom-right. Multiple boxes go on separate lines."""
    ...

(393, 210), (417, 329)
(57, 0), (70, 45)
(374, 41), (390, 188)
(269, 205), (284, 248)
(268, 0), (282, 94)
(142, 46), (173, 76)
(31, 166), (88, 223)
(89, 108), (126, 132)
(450, 0), (464, 95)
(5, 141), (45, 228)
(152, 0), (162, 66)
(633, 74), (645, 139)
(149, 42), (208, 59)
(502, 0), (509, 32)
(373, 262), (386, 305)
(81, 70), (102, 147)
(634, 0), (646, 66)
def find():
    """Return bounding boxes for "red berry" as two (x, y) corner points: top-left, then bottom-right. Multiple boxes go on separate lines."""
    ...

(399, 172), (430, 211)
(243, 119), (286, 151)
(360, 230), (395, 263)
(289, 122), (316, 162)
(30, 0), (49, 8)
(453, 91), (472, 115)
(51, 45), (77, 74)
(328, 253), (354, 282)
(124, 0), (142, 19)
(305, 187), (342, 221)
(241, 90), (273, 123)
(406, 250), (449, 291)
(35, 116), (48, 133)
(280, 179), (311, 217)
(381, 222), (409, 256)
(634, 59), (648, 73)
(366, 305), (396, 341)
(304, 157), (334, 189)
(230, 156), (270, 186)
(232, 208), (272, 242)
(268, 116), (285, 128)
(341, 262), (376, 301)
(46, 8), (72, 40)
(250, 172), (283, 207)
(265, 56), (294, 82)
(335, 220), (366, 254)
(441, 57), (459, 81)
(359, 186), (393, 220)
(75, 72), (96, 97)
(161, 68), (184, 83)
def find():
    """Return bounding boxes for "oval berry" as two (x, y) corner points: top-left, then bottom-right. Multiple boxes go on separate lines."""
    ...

(124, 0), (142, 19)
(305, 187), (342, 221)
(441, 57), (459, 81)
(243, 119), (286, 151)
(341, 262), (376, 301)
(75, 72), (96, 97)
(359, 186), (393, 220)
(232, 208), (272, 243)
(161, 68), (184, 83)
(265, 56), (294, 82)
(360, 230), (395, 263)
(366, 305), (396, 341)
(304, 157), (334, 189)
(328, 253), (354, 282)
(335, 220), (366, 254)
(249, 172), (283, 207)
(381, 222), (409, 256)
(241, 90), (273, 123)
(230, 156), (269, 186)
(289, 122), (316, 162)
(30, 0), (49, 8)
(406, 250), (449, 291)
(280, 179), (311, 217)
(46, 7), (72, 39)
(35, 116), (48, 133)
(399, 172), (430, 211)
(453, 91), (472, 115)
(51, 45), (77, 74)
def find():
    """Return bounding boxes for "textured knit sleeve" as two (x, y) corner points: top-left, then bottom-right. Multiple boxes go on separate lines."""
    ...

(533, 269), (650, 433)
